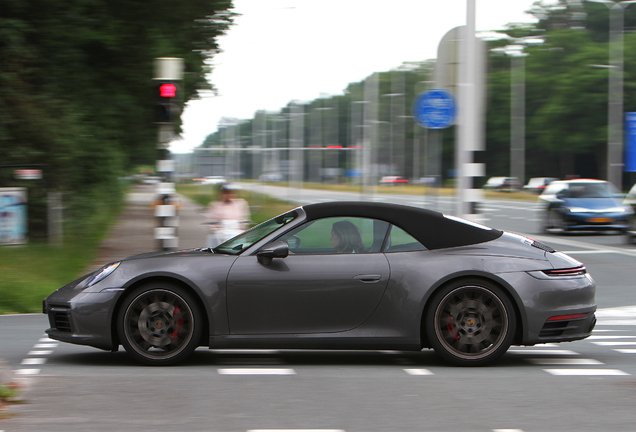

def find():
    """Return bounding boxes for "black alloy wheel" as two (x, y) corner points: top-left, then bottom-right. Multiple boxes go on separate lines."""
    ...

(426, 279), (516, 366)
(118, 283), (202, 365)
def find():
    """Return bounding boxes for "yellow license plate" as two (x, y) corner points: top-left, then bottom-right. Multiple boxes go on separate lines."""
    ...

(589, 217), (613, 223)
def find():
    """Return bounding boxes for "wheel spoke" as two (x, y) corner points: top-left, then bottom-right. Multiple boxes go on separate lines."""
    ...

(434, 285), (510, 361)
(123, 288), (197, 361)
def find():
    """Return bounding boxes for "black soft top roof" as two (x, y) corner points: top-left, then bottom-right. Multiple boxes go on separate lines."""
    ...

(302, 201), (502, 250)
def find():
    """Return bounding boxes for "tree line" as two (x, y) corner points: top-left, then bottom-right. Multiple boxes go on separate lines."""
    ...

(200, 0), (636, 190)
(0, 0), (234, 238)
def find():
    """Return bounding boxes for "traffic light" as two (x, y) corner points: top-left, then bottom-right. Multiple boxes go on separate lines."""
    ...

(154, 80), (180, 124)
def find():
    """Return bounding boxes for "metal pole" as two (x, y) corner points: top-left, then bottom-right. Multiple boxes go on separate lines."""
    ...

(587, 0), (636, 187)
(456, 0), (479, 218)
(608, 2), (624, 188)
(511, 54), (526, 186)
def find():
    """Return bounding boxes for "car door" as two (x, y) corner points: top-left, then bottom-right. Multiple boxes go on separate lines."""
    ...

(226, 217), (391, 335)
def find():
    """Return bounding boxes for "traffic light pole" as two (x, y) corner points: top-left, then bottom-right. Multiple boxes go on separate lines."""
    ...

(153, 58), (183, 251)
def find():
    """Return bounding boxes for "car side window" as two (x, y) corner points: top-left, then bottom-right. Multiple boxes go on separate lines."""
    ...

(281, 217), (389, 255)
(544, 182), (565, 196)
(383, 225), (427, 252)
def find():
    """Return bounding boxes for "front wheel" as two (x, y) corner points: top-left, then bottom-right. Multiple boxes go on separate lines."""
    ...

(425, 280), (516, 366)
(117, 283), (202, 365)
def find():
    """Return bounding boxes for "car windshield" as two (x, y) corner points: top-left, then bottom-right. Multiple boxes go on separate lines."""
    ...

(565, 182), (619, 199)
(212, 210), (298, 255)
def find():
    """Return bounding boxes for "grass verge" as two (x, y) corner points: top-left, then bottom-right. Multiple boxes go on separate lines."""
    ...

(0, 186), (127, 314)
(0, 381), (25, 420)
(258, 182), (538, 202)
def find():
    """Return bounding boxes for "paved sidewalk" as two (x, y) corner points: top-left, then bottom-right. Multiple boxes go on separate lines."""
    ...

(87, 184), (209, 272)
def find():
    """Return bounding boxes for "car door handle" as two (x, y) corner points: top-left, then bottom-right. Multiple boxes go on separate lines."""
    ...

(352, 274), (382, 283)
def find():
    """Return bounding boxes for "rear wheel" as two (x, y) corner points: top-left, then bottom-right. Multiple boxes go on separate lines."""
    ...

(426, 279), (516, 366)
(117, 282), (202, 365)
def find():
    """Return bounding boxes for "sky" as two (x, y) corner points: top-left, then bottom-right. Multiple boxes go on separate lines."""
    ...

(173, 0), (552, 154)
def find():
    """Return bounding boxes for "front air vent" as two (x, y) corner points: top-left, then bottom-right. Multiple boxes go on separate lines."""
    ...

(53, 311), (72, 332)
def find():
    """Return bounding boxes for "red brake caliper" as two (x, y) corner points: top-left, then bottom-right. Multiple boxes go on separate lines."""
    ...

(447, 315), (459, 340)
(171, 306), (183, 339)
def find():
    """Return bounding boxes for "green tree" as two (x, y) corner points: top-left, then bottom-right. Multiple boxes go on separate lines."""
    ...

(0, 0), (234, 237)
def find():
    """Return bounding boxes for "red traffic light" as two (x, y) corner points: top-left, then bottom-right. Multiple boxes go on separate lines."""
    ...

(159, 83), (177, 98)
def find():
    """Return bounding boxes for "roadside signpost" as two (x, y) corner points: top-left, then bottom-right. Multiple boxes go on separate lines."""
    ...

(625, 112), (636, 172)
(412, 89), (456, 129)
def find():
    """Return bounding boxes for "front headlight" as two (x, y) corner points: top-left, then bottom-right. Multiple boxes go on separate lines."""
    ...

(84, 262), (121, 288)
(607, 207), (631, 213)
(567, 207), (589, 213)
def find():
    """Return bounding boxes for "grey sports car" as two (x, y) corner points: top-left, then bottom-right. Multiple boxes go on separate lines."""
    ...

(44, 202), (596, 366)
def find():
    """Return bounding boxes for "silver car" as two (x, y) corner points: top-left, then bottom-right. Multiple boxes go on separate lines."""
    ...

(44, 202), (596, 367)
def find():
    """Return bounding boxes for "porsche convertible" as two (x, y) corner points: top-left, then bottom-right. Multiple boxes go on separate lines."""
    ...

(44, 202), (596, 366)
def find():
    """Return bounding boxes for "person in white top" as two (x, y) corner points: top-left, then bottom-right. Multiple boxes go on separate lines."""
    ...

(205, 184), (250, 247)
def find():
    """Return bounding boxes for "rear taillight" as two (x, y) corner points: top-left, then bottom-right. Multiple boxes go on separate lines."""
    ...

(546, 313), (588, 322)
(542, 266), (587, 277)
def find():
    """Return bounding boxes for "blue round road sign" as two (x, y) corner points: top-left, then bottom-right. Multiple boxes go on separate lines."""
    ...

(412, 89), (456, 129)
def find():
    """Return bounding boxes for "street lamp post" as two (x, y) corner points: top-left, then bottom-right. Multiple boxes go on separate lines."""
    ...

(486, 33), (544, 189)
(313, 106), (333, 183)
(351, 101), (369, 187)
(492, 44), (529, 186)
(381, 93), (404, 175)
(586, 0), (636, 188)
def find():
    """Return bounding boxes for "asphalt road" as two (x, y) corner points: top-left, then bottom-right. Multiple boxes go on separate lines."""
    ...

(2, 186), (636, 432)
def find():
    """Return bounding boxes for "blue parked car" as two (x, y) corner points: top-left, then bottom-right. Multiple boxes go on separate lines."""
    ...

(539, 179), (632, 234)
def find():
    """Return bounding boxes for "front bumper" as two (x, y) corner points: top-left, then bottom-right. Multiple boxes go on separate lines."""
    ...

(561, 211), (630, 231)
(43, 290), (123, 351)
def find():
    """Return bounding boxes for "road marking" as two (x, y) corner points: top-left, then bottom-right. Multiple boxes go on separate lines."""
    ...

(592, 329), (628, 332)
(560, 250), (614, 254)
(596, 320), (636, 326)
(27, 350), (53, 356)
(218, 368), (296, 375)
(587, 335), (636, 340)
(33, 343), (58, 349)
(21, 358), (46, 365)
(14, 334), (59, 380)
(527, 358), (603, 365)
(403, 368), (434, 375)
(544, 369), (630, 376)
(530, 234), (636, 258)
(614, 349), (636, 353)
(248, 430), (345, 432)
(493, 429), (524, 432)
(592, 341), (636, 346)
(15, 369), (40, 375)
(508, 349), (579, 356)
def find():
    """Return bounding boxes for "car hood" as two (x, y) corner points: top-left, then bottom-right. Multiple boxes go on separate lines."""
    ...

(121, 248), (215, 262)
(562, 197), (622, 210)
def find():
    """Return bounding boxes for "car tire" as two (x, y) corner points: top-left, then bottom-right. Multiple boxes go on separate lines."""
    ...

(425, 279), (516, 367)
(117, 282), (202, 366)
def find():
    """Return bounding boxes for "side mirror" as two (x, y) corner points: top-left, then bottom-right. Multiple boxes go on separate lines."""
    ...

(257, 240), (289, 265)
